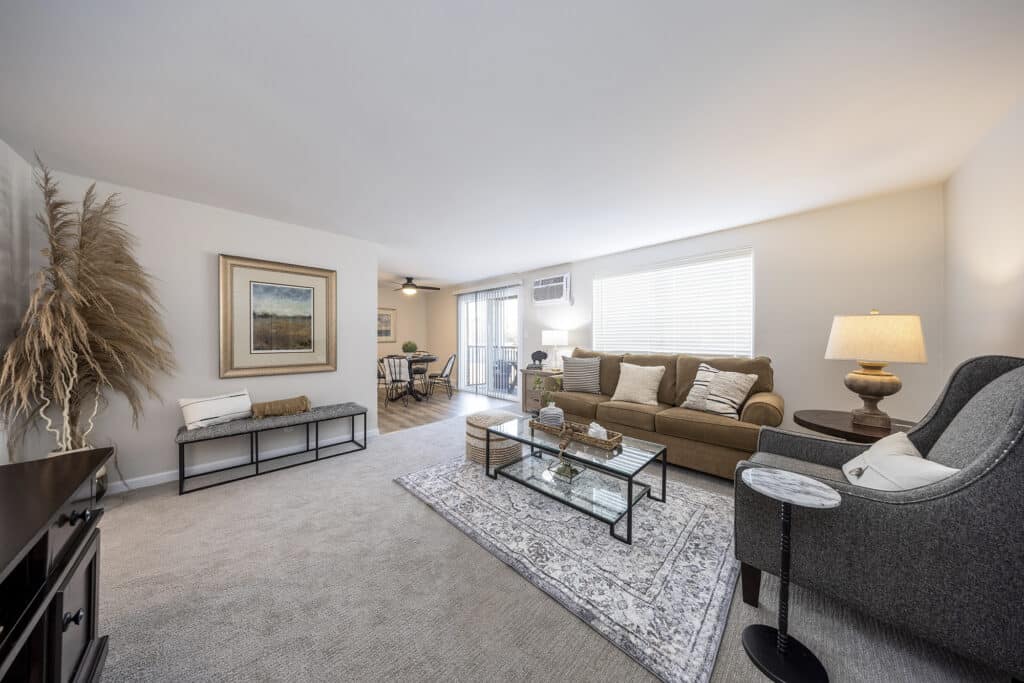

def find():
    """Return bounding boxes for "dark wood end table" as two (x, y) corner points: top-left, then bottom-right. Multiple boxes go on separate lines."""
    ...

(793, 409), (915, 444)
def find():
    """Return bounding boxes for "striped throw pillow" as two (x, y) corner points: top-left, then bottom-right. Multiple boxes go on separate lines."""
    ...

(178, 390), (253, 430)
(682, 363), (757, 420)
(561, 356), (601, 393)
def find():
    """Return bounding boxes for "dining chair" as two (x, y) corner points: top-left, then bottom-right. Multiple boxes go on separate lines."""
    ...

(428, 354), (456, 399)
(383, 356), (410, 408)
(411, 356), (429, 395)
(377, 359), (387, 392)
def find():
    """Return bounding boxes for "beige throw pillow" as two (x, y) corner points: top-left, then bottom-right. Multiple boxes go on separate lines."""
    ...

(682, 363), (758, 419)
(610, 362), (665, 405)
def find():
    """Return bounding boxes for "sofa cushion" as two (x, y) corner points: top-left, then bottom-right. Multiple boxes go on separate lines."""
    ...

(623, 353), (677, 405)
(927, 365), (1024, 469)
(552, 391), (611, 420)
(597, 400), (671, 431)
(655, 406), (760, 452)
(748, 452), (845, 484)
(610, 362), (665, 405)
(572, 348), (623, 397)
(675, 355), (774, 405)
(561, 356), (601, 393)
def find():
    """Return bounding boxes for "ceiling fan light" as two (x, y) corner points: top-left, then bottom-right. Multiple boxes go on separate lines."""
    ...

(401, 284), (417, 295)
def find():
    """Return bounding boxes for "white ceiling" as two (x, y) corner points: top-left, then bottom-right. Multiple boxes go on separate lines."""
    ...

(2, 2), (1023, 284)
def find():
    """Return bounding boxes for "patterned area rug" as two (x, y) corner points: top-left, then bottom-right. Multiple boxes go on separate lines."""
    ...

(396, 456), (738, 683)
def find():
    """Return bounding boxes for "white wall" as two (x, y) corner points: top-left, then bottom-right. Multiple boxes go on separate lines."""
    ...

(431, 185), (949, 425)
(944, 101), (1024, 368)
(376, 285), (428, 357)
(15, 169), (379, 487)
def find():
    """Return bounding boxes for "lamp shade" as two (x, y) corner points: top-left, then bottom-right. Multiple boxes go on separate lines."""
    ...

(541, 329), (568, 346)
(824, 313), (927, 364)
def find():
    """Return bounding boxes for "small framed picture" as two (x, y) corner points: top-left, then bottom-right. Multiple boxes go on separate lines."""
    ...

(219, 254), (337, 378)
(378, 308), (397, 343)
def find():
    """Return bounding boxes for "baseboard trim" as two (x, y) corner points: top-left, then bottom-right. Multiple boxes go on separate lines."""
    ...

(106, 428), (380, 495)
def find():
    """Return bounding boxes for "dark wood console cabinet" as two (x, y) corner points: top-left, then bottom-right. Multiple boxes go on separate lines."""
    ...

(0, 448), (112, 683)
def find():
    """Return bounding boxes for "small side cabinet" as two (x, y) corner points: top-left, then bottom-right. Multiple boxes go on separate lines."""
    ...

(520, 368), (563, 414)
(0, 448), (112, 683)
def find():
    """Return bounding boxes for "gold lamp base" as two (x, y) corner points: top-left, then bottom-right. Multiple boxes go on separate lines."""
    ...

(844, 361), (902, 429)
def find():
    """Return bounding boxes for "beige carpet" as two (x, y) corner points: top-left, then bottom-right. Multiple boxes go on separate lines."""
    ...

(97, 417), (1003, 682)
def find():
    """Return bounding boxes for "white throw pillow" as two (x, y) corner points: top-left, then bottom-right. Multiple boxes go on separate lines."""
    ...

(610, 363), (665, 405)
(843, 432), (959, 490)
(682, 363), (758, 419)
(178, 390), (253, 430)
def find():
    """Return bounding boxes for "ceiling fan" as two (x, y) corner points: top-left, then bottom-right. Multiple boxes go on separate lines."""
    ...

(393, 276), (440, 295)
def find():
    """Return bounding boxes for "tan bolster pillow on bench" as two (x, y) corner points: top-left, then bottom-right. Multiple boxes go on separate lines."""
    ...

(252, 396), (311, 418)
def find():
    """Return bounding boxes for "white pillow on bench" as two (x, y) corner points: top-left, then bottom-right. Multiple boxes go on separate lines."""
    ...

(179, 390), (253, 430)
(843, 432), (959, 491)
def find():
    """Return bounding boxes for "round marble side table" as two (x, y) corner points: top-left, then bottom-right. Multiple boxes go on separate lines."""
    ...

(740, 467), (841, 683)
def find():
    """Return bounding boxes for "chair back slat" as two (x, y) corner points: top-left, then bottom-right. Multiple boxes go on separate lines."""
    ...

(384, 356), (409, 382)
(441, 354), (456, 379)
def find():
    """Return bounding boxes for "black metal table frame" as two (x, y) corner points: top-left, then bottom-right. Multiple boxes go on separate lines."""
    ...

(178, 411), (367, 495)
(484, 425), (667, 544)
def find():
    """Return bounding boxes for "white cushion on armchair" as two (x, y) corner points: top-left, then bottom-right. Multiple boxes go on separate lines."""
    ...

(842, 432), (959, 490)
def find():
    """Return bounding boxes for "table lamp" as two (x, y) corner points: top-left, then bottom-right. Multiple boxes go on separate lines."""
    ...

(541, 329), (568, 369)
(824, 310), (926, 429)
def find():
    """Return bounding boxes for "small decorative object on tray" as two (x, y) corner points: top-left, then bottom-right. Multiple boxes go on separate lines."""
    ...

(587, 422), (608, 439)
(529, 419), (623, 450)
(538, 402), (564, 427)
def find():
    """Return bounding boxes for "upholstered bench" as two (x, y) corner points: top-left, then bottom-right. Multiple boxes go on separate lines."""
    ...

(465, 410), (522, 467)
(175, 401), (367, 494)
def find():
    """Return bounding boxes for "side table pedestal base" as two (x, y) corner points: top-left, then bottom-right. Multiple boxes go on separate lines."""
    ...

(741, 624), (828, 683)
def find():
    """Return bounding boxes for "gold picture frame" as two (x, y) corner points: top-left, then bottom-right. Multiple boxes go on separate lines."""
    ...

(219, 254), (337, 378)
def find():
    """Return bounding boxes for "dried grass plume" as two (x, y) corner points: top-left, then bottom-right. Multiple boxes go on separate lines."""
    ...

(0, 161), (175, 456)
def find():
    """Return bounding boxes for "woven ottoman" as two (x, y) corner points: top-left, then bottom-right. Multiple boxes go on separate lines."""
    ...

(465, 410), (521, 466)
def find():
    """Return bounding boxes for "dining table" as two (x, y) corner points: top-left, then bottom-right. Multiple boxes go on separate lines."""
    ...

(386, 353), (438, 402)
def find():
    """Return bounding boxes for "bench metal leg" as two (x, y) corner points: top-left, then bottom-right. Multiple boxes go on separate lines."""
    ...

(178, 444), (185, 495)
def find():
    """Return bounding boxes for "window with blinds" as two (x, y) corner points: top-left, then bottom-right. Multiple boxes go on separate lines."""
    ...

(592, 249), (753, 356)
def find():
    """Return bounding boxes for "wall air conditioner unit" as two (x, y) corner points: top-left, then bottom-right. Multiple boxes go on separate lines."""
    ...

(532, 273), (571, 305)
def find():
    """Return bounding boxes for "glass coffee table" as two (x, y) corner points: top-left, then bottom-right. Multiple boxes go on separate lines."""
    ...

(484, 417), (667, 544)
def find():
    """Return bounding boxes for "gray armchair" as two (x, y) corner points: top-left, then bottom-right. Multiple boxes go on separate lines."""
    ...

(734, 355), (1024, 679)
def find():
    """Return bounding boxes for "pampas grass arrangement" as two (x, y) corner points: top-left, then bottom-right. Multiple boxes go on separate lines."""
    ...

(0, 161), (174, 457)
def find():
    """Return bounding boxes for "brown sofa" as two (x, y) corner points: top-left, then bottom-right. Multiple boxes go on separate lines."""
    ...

(551, 348), (784, 479)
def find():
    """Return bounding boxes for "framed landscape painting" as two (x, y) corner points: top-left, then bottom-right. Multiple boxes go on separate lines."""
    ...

(377, 308), (396, 343)
(219, 254), (336, 377)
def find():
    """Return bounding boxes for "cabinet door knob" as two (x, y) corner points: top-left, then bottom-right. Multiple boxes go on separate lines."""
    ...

(62, 608), (86, 631)
(60, 508), (93, 527)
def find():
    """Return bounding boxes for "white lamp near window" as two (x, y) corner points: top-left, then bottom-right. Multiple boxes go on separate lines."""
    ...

(541, 329), (569, 369)
(824, 310), (927, 428)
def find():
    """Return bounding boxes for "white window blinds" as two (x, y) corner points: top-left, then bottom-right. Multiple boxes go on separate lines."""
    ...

(592, 249), (753, 356)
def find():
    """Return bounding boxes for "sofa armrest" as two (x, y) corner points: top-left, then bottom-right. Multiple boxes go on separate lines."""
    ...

(755, 427), (868, 469)
(740, 391), (784, 427)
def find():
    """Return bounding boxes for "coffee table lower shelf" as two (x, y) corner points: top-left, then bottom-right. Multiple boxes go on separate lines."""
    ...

(484, 437), (666, 545)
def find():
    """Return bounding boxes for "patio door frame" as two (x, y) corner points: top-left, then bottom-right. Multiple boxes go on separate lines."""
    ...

(456, 284), (522, 400)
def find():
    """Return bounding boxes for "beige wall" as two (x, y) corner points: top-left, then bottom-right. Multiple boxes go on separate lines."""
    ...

(376, 285), (428, 357)
(430, 185), (949, 425)
(944, 101), (1024, 369)
(15, 170), (379, 488)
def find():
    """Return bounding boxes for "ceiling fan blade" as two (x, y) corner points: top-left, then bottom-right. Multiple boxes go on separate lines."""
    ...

(419, 285), (441, 290)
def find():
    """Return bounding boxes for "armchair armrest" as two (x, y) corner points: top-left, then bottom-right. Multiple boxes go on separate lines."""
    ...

(756, 427), (868, 469)
(740, 391), (784, 427)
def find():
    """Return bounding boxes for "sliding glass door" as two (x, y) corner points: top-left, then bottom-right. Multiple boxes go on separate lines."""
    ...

(457, 285), (520, 400)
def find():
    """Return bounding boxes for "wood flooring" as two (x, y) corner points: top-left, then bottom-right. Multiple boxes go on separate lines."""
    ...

(377, 387), (517, 434)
